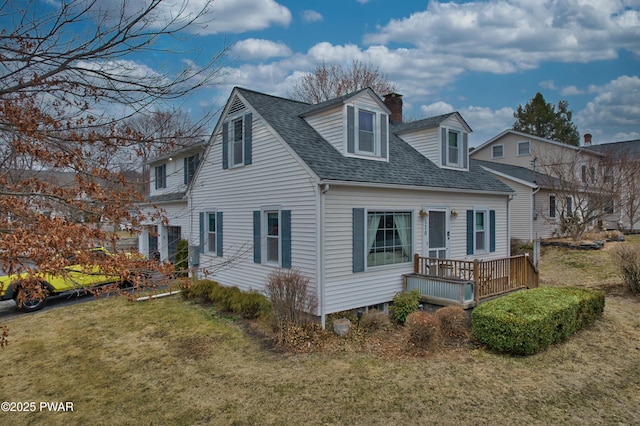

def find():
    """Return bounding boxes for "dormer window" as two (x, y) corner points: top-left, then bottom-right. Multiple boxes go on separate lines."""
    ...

(448, 130), (460, 166)
(441, 127), (468, 169)
(346, 105), (388, 160)
(358, 110), (375, 153)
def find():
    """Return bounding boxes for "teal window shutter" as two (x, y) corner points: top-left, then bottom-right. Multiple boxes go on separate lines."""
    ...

(380, 113), (388, 158)
(347, 106), (355, 153)
(222, 122), (229, 169)
(244, 113), (252, 165)
(441, 128), (447, 166)
(490, 210), (496, 252)
(466, 210), (474, 255)
(353, 208), (365, 272)
(199, 212), (205, 253)
(281, 210), (291, 268)
(253, 210), (261, 263)
(216, 211), (223, 257)
(462, 132), (468, 169)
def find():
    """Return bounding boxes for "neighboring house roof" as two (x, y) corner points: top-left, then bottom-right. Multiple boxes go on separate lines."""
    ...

(146, 192), (186, 203)
(235, 87), (513, 194)
(474, 129), (605, 157)
(146, 139), (208, 165)
(584, 139), (640, 157)
(474, 160), (561, 189)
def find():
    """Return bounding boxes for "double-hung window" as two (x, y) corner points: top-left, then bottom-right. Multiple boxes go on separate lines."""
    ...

(441, 127), (468, 169)
(549, 195), (557, 218)
(253, 209), (291, 268)
(448, 130), (460, 166)
(492, 144), (504, 159)
(184, 154), (200, 185)
(474, 211), (487, 252)
(466, 209), (496, 255)
(232, 118), (244, 167)
(198, 211), (223, 258)
(154, 164), (166, 189)
(346, 105), (388, 160)
(207, 213), (217, 254)
(200, 211), (222, 257)
(357, 110), (375, 154)
(222, 112), (252, 169)
(518, 141), (530, 156)
(265, 210), (280, 263)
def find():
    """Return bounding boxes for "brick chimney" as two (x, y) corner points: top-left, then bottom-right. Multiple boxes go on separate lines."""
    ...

(584, 133), (592, 145)
(383, 93), (403, 124)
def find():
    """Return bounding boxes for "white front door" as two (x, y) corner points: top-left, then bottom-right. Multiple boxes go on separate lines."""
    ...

(423, 207), (449, 258)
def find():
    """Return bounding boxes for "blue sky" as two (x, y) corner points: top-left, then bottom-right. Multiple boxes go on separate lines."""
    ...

(36, 0), (640, 146)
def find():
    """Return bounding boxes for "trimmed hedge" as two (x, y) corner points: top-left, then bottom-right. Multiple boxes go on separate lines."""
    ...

(181, 279), (272, 319)
(471, 287), (604, 355)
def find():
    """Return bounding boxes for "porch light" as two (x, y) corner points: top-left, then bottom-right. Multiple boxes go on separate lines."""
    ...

(450, 209), (458, 218)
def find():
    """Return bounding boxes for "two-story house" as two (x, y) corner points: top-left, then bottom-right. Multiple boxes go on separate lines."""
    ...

(186, 87), (514, 325)
(586, 138), (640, 232)
(471, 130), (605, 240)
(137, 141), (206, 262)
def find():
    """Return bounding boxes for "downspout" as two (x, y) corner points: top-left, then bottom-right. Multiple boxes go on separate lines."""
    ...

(531, 187), (540, 242)
(508, 194), (513, 256)
(318, 183), (329, 329)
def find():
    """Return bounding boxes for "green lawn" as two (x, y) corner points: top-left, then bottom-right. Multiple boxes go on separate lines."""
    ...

(1, 241), (639, 425)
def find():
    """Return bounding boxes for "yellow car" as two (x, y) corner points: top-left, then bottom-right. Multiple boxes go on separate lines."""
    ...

(0, 247), (138, 312)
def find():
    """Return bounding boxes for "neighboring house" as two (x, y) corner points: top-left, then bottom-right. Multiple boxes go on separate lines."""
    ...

(473, 160), (563, 240)
(186, 87), (514, 324)
(471, 130), (604, 240)
(585, 138), (640, 231)
(138, 141), (206, 262)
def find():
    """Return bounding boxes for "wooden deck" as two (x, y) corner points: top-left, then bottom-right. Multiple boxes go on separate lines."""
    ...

(404, 254), (539, 308)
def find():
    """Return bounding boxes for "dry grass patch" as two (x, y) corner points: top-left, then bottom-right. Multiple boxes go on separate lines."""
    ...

(0, 240), (639, 424)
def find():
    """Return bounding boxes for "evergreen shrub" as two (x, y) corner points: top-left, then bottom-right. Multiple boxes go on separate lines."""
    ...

(471, 287), (604, 355)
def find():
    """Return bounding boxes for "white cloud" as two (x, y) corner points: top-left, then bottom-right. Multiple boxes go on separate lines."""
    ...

(539, 80), (557, 91)
(302, 10), (323, 23)
(207, 0), (291, 34)
(559, 86), (584, 96)
(415, 102), (515, 146)
(420, 101), (455, 117)
(364, 0), (639, 72)
(460, 105), (515, 146)
(231, 39), (292, 60)
(136, 0), (292, 35)
(576, 75), (640, 142)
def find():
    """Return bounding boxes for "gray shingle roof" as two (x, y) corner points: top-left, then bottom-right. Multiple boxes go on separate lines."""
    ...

(474, 160), (561, 189)
(236, 87), (513, 193)
(584, 139), (640, 157)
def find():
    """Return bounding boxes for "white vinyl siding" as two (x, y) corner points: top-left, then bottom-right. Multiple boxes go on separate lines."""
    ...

(190, 105), (318, 311)
(304, 107), (345, 154)
(323, 186), (509, 314)
(396, 129), (440, 165)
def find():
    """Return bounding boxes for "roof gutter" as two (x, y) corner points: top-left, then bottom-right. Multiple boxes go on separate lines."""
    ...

(318, 179), (514, 196)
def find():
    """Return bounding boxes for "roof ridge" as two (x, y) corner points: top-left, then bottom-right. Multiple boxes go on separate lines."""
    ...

(234, 86), (310, 106)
